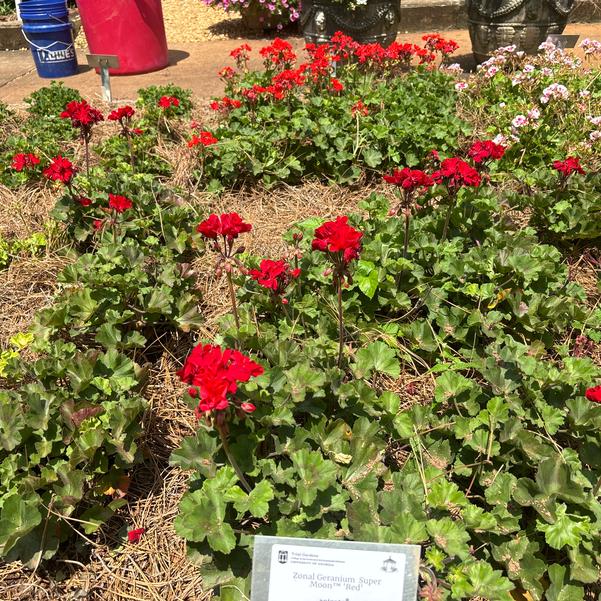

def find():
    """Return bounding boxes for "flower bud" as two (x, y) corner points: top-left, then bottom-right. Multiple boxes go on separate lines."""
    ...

(323, 268), (332, 277)
(235, 246), (246, 254)
(293, 232), (303, 242)
(240, 402), (256, 413)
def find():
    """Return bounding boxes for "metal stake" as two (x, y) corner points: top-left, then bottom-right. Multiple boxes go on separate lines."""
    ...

(99, 60), (112, 102)
(86, 54), (120, 103)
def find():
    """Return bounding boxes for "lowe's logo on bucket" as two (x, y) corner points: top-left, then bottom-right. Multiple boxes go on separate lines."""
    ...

(36, 46), (76, 63)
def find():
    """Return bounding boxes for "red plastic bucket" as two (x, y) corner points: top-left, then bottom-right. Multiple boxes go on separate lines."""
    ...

(75, 0), (169, 75)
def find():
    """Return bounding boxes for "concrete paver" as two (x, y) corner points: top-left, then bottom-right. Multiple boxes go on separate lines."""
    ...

(0, 22), (599, 106)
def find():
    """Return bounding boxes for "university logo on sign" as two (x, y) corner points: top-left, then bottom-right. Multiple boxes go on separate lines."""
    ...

(277, 550), (288, 564)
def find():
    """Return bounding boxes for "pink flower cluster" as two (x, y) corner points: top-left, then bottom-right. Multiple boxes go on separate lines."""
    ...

(540, 83), (569, 104)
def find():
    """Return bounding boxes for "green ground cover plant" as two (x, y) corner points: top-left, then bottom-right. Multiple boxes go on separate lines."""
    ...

(0, 35), (600, 601)
(172, 151), (601, 600)
(198, 35), (470, 188)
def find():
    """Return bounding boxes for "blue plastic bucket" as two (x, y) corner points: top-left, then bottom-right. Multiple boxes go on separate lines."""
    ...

(20, 1), (78, 78)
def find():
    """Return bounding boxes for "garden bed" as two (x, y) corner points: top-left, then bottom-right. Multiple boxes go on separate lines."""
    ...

(0, 34), (600, 601)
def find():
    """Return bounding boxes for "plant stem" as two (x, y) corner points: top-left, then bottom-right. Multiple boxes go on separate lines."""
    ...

(226, 271), (241, 332)
(337, 276), (344, 368)
(593, 475), (601, 497)
(403, 212), (410, 260)
(126, 132), (135, 171)
(84, 138), (90, 177)
(440, 195), (455, 243)
(217, 425), (251, 493)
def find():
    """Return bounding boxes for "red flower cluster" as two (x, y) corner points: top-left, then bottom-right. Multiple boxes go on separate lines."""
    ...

(197, 212), (252, 240)
(210, 96), (242, 111)
(259, 38), (296, 65)
(312, 216), (363, 265)
(158, 96), (180, 109)
(272, 66), (307, 90)
(552, 156), (585, 177)
(432, 157), (481, 188)
(241, 82), (287, 102)
(585, 386), (601, 403)
(423, 33), (459, 56)
(330, 78), (344, 92)
(219, 66), (236, 79)
(127, 528), (145, 543)
(108, 193), (133, 213)
(11, 153), (40, 172)
(468, 140), (506, 164)
(188, 131), (218, 147)
(43, 155), (76, 184)
(108, 105), (135, 123)
(351, 100), (369, 117)
(60, 100), (104, 128)
(177, 343), (264, 416)
(231, 43), (251, 61)
(218, 32), (455, 110)
(384, 168), (434, 192)
(249, 259), (301, 300)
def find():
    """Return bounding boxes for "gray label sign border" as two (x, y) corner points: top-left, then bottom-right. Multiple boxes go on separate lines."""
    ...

(251, 536), (420, 601)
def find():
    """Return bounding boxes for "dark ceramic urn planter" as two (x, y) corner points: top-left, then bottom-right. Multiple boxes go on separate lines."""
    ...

(467, 0), (576, 63)
(300, 0), (400, 47)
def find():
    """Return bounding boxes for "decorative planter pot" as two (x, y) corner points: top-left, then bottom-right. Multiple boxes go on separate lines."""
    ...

(467, 0), (576, 63)
(300, 0), (400, 47)
(241, 0), (292, 31)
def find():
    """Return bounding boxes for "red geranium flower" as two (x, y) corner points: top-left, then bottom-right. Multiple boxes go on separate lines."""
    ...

(177, 344), (264, 417)
(231, 43), (251, 61)
(330, 78), (344, 92)
(423, 33), (459, 56)
(585, 386), (601, 403)
(219, 66), (236, 79)
(468, 140), (506, 164)
(312, 216), (363, 265)
(249, 259), (301, 298)
(43, 155), (76, 184)
(77, 196), (92, 207)
(11, 153), (40, 172)
(108, 105), (135, 122)
(552, 156), (585, 177)
(259, 38), (296, 65)
(432, 157), (481, 188)
(383, 168), (434, 193)
(158, 96), (180, 109)
(108, 193), (133, 213)
(351, 100), (369, 117)
(188, 131), (218, 147)
(127, 528), (145, 543)
(61, 100), (104, 129)
(197, 212), (252, 240)
(93, 219), (104, 231)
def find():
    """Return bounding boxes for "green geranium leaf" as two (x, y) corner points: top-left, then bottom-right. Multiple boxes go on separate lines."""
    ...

(0, 494), (42, 556)
(537, 504), (591, 550)
(426, 517), (470, 559)
(230, 480), (274, 519)
(353, 341), (400, 379)
(175, 488), (237, 554)
(291, 449), (339, 506)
